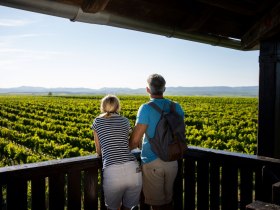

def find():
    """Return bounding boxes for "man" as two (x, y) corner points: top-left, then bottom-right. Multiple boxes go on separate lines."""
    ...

(130, 73), (185, 210)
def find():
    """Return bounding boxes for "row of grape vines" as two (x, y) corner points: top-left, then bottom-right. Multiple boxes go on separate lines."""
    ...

(0, 95), (258, 166)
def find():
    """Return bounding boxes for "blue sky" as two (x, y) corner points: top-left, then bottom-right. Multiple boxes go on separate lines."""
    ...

(0, 6), (260, 89)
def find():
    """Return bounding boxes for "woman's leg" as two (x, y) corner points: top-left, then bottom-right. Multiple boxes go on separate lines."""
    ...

(122, 162), (142, 209)
(103, 165), (125, 210)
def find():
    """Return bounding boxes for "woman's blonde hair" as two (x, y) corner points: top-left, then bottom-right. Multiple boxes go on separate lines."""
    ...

(99, 95), (120, 117)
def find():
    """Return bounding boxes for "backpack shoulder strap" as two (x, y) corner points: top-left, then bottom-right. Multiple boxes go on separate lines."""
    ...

(170, 101), (176, 113)
(148, 102), (162, 114)
(148, 101), (177, 114)
(145, 102), (162, 141)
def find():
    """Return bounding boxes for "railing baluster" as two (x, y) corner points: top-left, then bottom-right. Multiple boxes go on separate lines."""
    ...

(49, 173), (65, 210)
(210, 162), (220, 210)
(197, 160), (209, 210)
(254, 166), (263, 201)
(185, 157), (196, 210)
(32, 177), (46, 210)
(174, 159), (183, 210)
(221, 164), (238, 210)
(240, 167), (253, 210)
(7, 178), (27, 210)
(84, 167), (98, 210)
(68, 169), (81, 210)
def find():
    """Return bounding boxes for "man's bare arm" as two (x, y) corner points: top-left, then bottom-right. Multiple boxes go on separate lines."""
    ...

(129, 124), (148, 149)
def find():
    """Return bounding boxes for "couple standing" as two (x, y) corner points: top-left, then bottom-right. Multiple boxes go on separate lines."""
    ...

(92, 74), (185, 210)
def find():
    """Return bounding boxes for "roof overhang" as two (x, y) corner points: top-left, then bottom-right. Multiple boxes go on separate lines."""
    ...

(1, 0), (280, 51)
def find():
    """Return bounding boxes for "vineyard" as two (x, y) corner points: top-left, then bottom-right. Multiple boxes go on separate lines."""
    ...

(0, 95), (258, 167)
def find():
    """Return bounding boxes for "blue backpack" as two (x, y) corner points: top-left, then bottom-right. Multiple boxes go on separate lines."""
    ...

(146, 101), (188, 161)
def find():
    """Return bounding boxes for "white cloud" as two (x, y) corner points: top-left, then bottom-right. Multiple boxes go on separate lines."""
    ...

(0, 47), (68, 61)
(0, 33), (40, 47)
(0, 33), (39, 40)
(0, 18), (31, 27)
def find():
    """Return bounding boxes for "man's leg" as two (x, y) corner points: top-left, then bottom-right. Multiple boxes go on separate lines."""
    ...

(163, 161), (178, 204)
(142, 159), (165, 206)
(151, 202), (173, 210)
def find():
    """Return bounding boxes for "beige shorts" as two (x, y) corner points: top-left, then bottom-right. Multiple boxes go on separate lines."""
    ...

(142, 158), (178, 206)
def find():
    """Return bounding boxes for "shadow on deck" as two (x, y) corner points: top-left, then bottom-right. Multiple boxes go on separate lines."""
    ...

(1, 146), (280, 210)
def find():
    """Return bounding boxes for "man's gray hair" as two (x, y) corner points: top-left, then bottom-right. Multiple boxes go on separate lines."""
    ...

(147, 74), (166, 95)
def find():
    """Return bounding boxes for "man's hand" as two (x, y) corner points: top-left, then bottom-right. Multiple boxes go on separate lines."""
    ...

(129, 123), (147, 149)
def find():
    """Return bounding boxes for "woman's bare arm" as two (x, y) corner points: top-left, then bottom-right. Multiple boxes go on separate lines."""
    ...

(93, 131), (101, 156)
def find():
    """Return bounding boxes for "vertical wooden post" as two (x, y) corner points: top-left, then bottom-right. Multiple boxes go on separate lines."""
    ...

(197, 160), (209, 210)
(173, 159), (183, 210)
(49, 173), (65, 210)
(68, 170), (81, 210)
(32, 177), (46, 210)
(258, 40), (280, 158)
(184, 158), (196, 210)
(84, 168), (98, 210)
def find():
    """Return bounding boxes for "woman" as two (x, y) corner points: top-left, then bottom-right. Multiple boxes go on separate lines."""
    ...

(92, 95), (142, 210)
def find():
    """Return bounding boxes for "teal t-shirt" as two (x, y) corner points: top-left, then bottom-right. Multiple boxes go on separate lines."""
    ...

(136, 98), (185, 164)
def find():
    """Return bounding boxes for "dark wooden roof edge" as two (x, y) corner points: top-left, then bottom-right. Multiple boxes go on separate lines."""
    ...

(1, 0), (280, 51)
(0, 0), (245, 50)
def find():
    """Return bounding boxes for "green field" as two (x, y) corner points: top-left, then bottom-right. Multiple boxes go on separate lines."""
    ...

(0, 95), (258, 167)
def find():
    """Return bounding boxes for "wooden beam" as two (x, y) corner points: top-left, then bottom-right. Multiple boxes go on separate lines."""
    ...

(242, 2), (280, 50)
(196, 0), (257, 16)
(82, 0), (110, 13)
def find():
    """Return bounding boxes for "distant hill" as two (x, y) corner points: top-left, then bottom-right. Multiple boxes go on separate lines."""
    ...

(0, 86), (258, 96)
(166, 86), (258, 96)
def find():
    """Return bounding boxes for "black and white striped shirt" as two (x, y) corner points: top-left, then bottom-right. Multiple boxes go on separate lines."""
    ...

(92, 114), (136, 169)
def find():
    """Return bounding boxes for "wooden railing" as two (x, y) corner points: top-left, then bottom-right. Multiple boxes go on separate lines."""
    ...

(176, 146), (280, 210)
(1, 147), (280, 210)
(0, 155), (103, 210)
